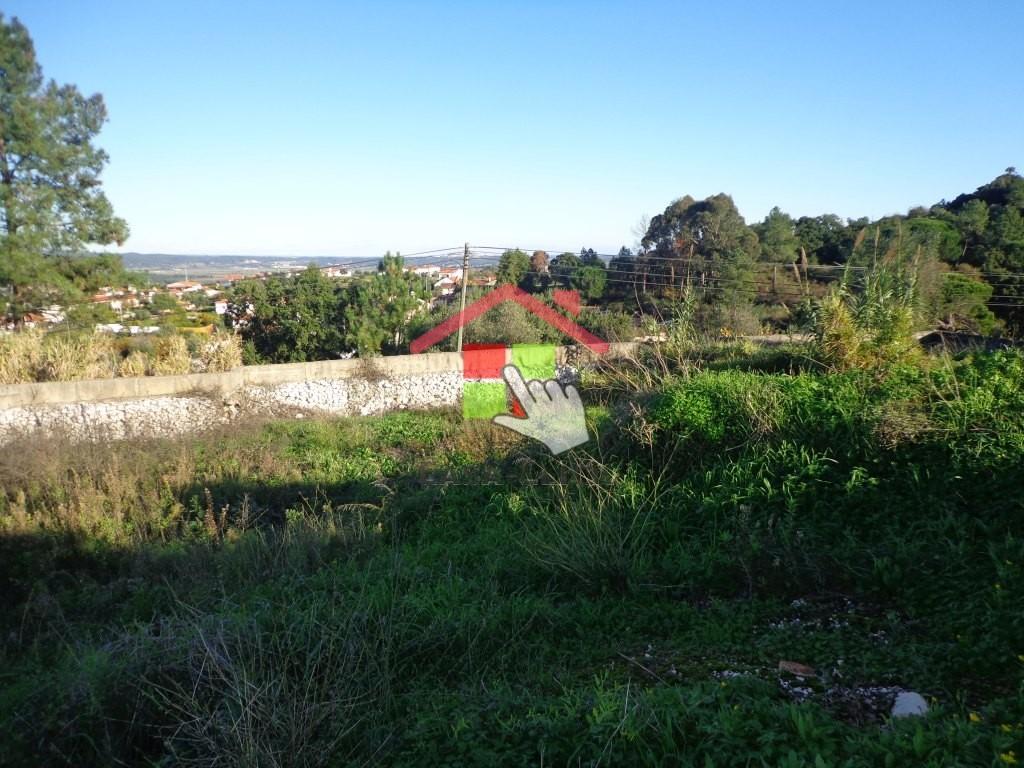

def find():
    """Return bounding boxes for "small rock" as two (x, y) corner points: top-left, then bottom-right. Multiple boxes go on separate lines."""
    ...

(891, 691), (929, 718)
(778, 660), (817, 677)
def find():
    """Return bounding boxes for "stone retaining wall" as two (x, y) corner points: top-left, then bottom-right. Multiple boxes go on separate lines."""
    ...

(0, 343), (638, 442)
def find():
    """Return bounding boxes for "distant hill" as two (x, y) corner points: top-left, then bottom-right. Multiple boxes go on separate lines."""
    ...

(119, 253), (380, 283)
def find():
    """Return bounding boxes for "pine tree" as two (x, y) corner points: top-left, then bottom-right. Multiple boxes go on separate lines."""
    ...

(0, 15), (128, 321)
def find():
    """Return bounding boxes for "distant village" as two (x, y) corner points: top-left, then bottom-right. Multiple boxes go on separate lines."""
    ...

(5, 262), (496, 334)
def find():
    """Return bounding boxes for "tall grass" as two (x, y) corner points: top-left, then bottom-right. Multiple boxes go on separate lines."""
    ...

(0, 328), (43, 383)
(0, 329), (118, 382)
(151, 334), (192, 375)
(523, 454), (668, 592)
(813, 238), (923, 371)
(147, 601), (395, 767)
(0, 329), (242, 383)
(197, 330), (243, 372)
(3, 350), (1024, 766)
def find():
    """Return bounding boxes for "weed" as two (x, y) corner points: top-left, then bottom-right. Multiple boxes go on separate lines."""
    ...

(523, 454), (667, 593)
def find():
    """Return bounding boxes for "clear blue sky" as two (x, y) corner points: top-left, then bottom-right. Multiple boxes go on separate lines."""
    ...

(7, 0), (1023, 257)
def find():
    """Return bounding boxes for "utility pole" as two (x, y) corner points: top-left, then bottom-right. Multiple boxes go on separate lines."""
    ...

(456, 242), (470, 354)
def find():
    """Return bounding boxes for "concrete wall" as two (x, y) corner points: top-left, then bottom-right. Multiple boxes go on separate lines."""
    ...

(0, 343), (639, 442)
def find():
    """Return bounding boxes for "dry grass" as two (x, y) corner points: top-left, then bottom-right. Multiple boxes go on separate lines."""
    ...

(197, 331), (242, 373)
(1, 329), (120, 383)
(1, 329), (241, 383)
(814, 292), (869, 370)
(521, 453), (668, 593)
(119, 349), (151, 377)
(0, 421), (378, 547)
(0, 328), (44, 384)
(0, 436), (195, 544)
(814, 290), (922, 372)
(152, 335), (192, 376)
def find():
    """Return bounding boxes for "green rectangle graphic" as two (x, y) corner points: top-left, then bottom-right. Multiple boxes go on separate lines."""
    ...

(511, 343), (556, 382)
(463, 381), (507, 420)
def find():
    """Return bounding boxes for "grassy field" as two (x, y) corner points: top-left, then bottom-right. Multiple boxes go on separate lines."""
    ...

(1, 343), (1023, 766)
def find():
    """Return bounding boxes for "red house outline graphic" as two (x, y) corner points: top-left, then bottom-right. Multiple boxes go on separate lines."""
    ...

(409, 285), (610, 355)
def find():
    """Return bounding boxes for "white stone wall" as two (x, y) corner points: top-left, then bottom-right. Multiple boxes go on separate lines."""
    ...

(0, 395), (224, 442)
(0, 372), (465, 443)
(242, 371), (464, 417)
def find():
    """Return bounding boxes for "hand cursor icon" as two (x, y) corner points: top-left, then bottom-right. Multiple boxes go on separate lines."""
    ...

(492, 365), (589, 455)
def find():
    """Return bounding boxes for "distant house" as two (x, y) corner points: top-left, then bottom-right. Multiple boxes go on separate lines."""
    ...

(214, 300), (228, 315)
(433, 276), (457, 296)
(40, 305), (65, 324)
(167, 280), (204, 294)
(439, 266), (464, 282)
(408, 264), (442, 277)
(321, 266), (354, 279)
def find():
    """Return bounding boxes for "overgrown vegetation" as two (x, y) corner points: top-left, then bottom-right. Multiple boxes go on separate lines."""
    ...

(2, 339), (1023, 766)
(0, 328), (241, 383)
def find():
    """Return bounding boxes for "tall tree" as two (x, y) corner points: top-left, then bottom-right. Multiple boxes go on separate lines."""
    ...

(344, 253), (426, 355)
(521, 250), (550, 292)
(574, 248), (607, 300)
(641, 193), (759, 302)
(606, 246), (637, 300)
(496, 248), (530, 286)
(955, 199), (990, 265)
(755, 207), (799, 262)
(549, 251), (582, 288)
(794, 214), (852, 264)
(577, 265), (607, 301)
(0, 15), (128, 320)
(228, 266), (345, 363)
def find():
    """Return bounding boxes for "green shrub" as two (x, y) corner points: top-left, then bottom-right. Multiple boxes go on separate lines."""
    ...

(651, 370), (782, 448)
(578, 307), (639, 342)
(464, 301), (561, 346)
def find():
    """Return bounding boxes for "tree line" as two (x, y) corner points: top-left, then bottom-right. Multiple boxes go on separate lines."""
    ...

(493, 170), (1024, 336)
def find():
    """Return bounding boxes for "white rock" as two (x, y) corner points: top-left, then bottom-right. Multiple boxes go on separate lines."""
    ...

(891, 691), (929, 717)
